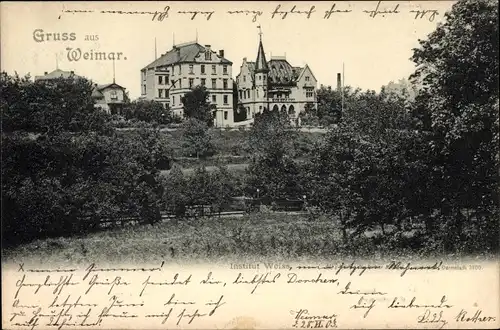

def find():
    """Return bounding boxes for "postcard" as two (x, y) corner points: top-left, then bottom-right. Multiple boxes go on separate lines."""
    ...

(1, 1), (499, 329)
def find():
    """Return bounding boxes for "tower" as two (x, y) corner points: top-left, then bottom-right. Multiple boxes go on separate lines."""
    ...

(254, 25), (269, 113)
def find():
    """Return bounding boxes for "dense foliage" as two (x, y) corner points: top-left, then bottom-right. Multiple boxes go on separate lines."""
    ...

(1, 74), (171, 246)
(122, 99), (176, 125)
(181, 85), (215, 126)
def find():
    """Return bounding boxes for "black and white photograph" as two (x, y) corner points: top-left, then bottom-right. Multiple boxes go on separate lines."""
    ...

(1, 1), (499, 329)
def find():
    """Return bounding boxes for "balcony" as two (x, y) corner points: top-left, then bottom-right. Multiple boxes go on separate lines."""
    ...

(271, 98), (295, 103)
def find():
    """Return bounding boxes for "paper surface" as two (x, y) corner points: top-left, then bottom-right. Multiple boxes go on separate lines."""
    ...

(2, 260), (499, 329)
(1, 1), (499, 329)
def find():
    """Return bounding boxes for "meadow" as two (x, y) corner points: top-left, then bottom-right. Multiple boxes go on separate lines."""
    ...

(2, 212), (469, 266)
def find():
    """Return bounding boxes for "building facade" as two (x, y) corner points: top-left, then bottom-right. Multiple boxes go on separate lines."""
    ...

(141, 41), (234, 127)
(35, 69), (127, 114)
(92, 83), (127, 114)
(235, 36), (318, 124)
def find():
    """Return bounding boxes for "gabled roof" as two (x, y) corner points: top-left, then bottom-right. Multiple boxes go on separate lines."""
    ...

(91, 83), (125, 99)
(142, 42), (232, 70)
(96, 83), (125, 91)
(296, 64), (317, 83)
(35, 69), (82, 81)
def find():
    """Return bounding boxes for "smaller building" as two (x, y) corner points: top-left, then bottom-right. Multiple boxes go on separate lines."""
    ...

(35, 69), (127, 115)
(92, 83), (127, 115)
(35, 69), (81, 81)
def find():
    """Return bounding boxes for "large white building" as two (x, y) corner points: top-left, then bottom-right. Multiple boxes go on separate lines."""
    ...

(235, 34), (318, 125)
(141, 41), (234, 127)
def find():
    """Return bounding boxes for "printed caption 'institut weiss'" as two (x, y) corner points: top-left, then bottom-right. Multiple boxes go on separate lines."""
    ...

(141, 35), (318, 127)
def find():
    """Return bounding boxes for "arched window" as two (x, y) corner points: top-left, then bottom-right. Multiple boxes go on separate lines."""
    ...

(272, 104), (279, 112)
(288, 105), (295, 116)
(280, 105), (287, 113)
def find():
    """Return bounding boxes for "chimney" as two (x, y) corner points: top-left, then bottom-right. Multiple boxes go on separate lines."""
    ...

(219, 49), (224, 58)
(70, 71), (74, 74)
(44, 71), (48, 75)
(337, 73), (342, 92)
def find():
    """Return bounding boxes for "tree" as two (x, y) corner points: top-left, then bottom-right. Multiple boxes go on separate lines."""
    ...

(209, 166), (236, 215)
(1, 72), (169, 246)
(1, 73), (111, 135)
(162, 165), (188, 222)
(181, 118), (215, 159)
(246, 109), (302, 200)
(410, 0), (499, 250)
(182, 85), (215, 126)
(122, 99), (173, 124)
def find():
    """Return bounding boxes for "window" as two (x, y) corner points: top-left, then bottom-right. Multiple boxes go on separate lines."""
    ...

(165, 89), (169, 98)
(239, 90), (242, 99)
(256, 90), (259, 97)
(259, 106), (263, 110)
(258, 75), (261, 80)
(201, 78), (206, 86)
(247, 90), (250, 98)
(212, 95), (216, 103)
(189, 65), (194, 74)
(211, 78), (217, 89)
(306, 91), (313, 98)
(212, 65), (216, 74)
(223, 79), (228, 89)
(158, 76), (163, 85)
(189, 78), (194, 88)
(179, 95), (183, 105)
(142, 84), (146, 94)
(205, 50), (212, 60)
(223, 95), (228, 104)
(201, 65), (205, 74)
(223, 65), (228, 75)
(110, 90), (118, 100)
(305, 76), (310, 82)
(224, 111), (228, 120)
(178, 65), (182, 74)
(165, 75), (170, 83)
(172, 95), (175, 104)
(243, 75), (246, 82)
(158, 89), (163, 98)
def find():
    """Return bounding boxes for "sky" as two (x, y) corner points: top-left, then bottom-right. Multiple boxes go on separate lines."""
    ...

(1, 1), (455, 99)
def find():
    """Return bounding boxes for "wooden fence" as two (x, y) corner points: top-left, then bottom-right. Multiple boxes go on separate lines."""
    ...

(97, 197), (306, 228)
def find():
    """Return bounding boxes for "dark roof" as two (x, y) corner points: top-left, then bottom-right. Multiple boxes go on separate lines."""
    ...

(96, 83), (125, 90)
(34, 69), (82, 81)
(142, 42), (232, 70)
(268, 59), (302, 85)
(254, 40), (269, 73)
(91, 83), (125, 99)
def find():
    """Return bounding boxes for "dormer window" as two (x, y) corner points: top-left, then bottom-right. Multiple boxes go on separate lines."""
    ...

(205, 50), (212, 61)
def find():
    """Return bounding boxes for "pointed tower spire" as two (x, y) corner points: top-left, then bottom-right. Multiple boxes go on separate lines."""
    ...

(255, 25), (269, 73)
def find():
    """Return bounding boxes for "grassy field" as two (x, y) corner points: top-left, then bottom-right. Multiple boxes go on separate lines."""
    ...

(1, 212), (463, 266)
